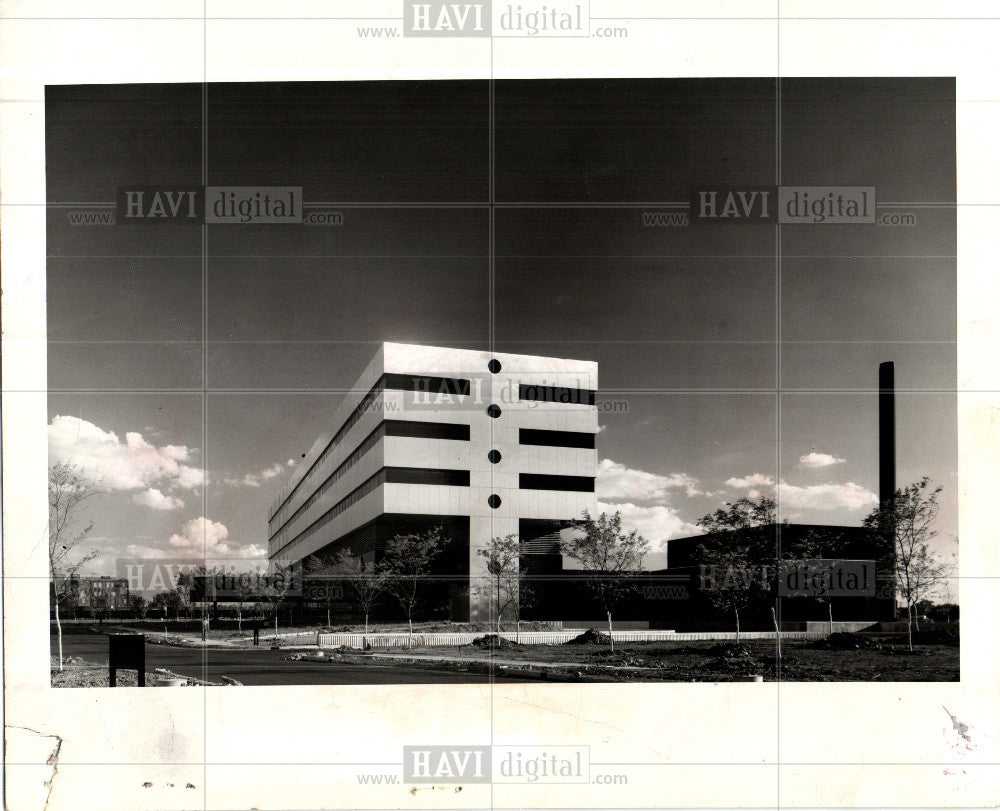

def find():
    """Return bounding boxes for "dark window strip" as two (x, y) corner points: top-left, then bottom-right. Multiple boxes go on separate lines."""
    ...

(519, 428), (596, 449)
(383, 374), (472, 396)
(384, 419), (470, 441)
(385, 467), (470, 487)
(519, 383), (596, 406)
(519, 473), (595, 492)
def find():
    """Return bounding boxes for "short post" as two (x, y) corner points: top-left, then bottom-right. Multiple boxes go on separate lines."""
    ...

(771, 607), (781, 661)
(108, 634), (145, 687)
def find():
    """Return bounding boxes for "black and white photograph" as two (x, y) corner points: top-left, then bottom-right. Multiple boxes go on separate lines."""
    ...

(44, 77), (958, 687)
(3, 4), (998, 810)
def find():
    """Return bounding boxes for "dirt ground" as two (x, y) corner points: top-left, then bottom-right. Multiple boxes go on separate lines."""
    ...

(50, 656), (202, 687)
(51, 661), (140, 687)
(383, 638), (959, 682)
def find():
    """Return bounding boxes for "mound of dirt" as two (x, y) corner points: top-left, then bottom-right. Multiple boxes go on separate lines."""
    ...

(701, 642), (765, 677)
(814, 632), (886, 651)
(471, 634), (519, 650)
(591, 650), (656, 668)
(706, 642), (755, 659)
(563, 628), (612, 645)
(912, 626), (960, 646)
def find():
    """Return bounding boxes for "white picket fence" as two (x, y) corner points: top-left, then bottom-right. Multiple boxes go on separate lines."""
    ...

(317, 629), (826, 649)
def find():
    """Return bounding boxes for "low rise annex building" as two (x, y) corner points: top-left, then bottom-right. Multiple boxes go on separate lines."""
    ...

(266, 342), (598, 622)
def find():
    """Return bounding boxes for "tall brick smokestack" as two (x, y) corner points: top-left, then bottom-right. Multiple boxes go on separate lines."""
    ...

(878, 361), (896, 507)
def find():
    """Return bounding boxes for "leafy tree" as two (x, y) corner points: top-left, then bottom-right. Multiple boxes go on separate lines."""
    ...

(786, 528), (839, 632)
(150, 588), (183, 618)
(863, 478), (955, 650)
(916, 600), (958, 623)
(692, 496), (778, 639)
(694, 540), (756, 641)
(173, 570), (196, 618)
(477, 534), (521, 637)
(127, 592), (148, 619)
(699, 495), (777, 533)
(561, 510), (649, 652)
(511, 557), (541, 644)
(49, 462), (103, 670)
(91, 592), (112, 624)
(379, 527), (445, 647)
(691, 496), (831, 638)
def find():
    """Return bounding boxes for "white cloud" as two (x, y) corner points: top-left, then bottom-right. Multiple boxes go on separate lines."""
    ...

(597, 458), (704, 501)
(228, 461), (288, 488)
(596, 500), (702, 556)
(799, 452), (846, 469)
(133, 488), (184, 511)
(725, 471), (877, 513)
(261, 463), (284, 479)
(165, 517), (266, 560)
(777, 481), (877, 512)
(169, 516), (228, 548)
(48, 415), (204, 500)
(725, 473), (774, 489)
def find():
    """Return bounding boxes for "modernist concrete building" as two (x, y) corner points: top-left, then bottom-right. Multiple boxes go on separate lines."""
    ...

(267, 342), (598, 622)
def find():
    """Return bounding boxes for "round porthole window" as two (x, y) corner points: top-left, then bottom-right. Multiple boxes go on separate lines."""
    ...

(488, 359), (502, 373)
(488, 450), (502, 464)
(486, 404), (501, 418)
(488, 494), (502, 509)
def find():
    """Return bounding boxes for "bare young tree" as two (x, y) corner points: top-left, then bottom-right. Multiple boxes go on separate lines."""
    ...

(49, 462), (103, 670)
(561, 510), (649, 652)
(259, 564), (297, 642)
(338, 555), (387, 649)
(304, 550), (344, 628)
(477, 534), (520, 638)
(864, 477), (955, 651)
(231, 569), (256, 633)
(379, 527), (445, 648)
(694, 540), (755, 642)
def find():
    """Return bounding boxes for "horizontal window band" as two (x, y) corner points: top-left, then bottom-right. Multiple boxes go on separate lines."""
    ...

(519, 473), (595, 492)
(519, 383), (596, 406)
(519, 428), (596, 449)
(268, 419), (471, 538)
(269, 370), (472, 521)
(270, 465), (471, 558)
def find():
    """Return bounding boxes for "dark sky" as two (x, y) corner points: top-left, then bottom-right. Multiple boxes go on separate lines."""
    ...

(45, 78), (957, 573)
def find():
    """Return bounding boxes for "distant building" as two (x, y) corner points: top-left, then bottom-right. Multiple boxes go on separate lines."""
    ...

(516, 523), (896, 629)
(267, 342), (599, 621)
(659, 523), (896, 626)
(54, 575), (130, 611)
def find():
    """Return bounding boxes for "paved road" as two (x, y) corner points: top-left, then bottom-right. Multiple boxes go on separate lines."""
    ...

(53, 632), (507, 685)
